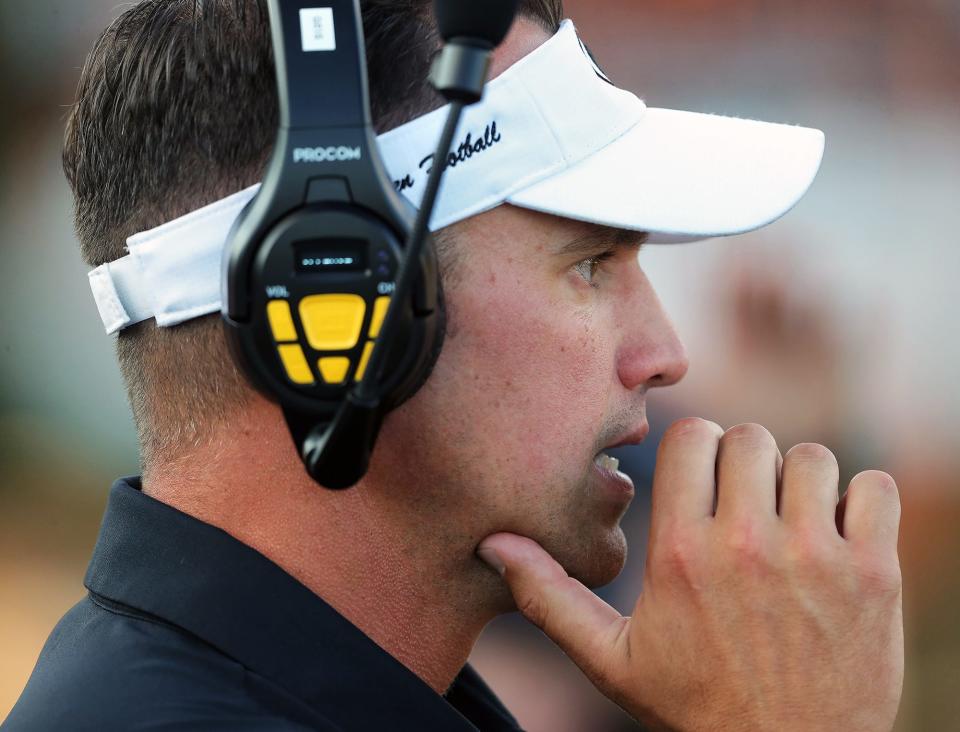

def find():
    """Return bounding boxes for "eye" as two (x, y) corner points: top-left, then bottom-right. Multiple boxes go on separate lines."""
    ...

(573, 250), (616, 287)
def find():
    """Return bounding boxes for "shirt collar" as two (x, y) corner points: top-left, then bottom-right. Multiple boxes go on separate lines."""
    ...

(84, 477), (520, 731)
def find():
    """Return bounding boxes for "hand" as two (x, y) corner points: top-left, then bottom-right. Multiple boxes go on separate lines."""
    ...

(477, 420), (904, 731)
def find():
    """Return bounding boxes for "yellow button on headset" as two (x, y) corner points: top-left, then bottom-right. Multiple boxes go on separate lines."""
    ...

(267, 300), (297, 342)
(277, 344), (315, 385)
(299, 294), (366, 352)
(369, 296), (391, 339)
(354, 342), (375, 382)
(318, 357), (351, 385)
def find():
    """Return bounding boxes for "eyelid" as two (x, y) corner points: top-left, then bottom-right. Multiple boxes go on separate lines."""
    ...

(586, 248), (619, 266)
(573, 247), (615, 267)
(572, 240), (645, 287)
(588, 250), (615, 267)
(572, 249), (616, 287)
(591, 240), (642, 259)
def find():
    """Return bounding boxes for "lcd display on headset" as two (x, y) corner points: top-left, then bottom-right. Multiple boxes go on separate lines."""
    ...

(294, 238), (368, 274)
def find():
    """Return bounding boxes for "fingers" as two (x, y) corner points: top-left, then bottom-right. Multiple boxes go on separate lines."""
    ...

(656, 421), (870, 542)
(841, 470), (901, 556)
(715, 423), (781, 523)
(652, 418), (724, 527)
(477, 533), (627, 688)
(779, 443), (840, 531)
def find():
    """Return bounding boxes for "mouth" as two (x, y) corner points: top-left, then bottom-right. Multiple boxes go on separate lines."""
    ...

(594, 453), (622, 472)
(590, 421), (649, 500)
(593, 421), (651, 469)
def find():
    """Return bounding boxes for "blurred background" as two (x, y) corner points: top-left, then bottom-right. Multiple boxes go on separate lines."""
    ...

(1, 0), (957, 729)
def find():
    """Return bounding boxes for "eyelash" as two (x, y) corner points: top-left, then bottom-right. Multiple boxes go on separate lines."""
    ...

(574, 250), (617, 287)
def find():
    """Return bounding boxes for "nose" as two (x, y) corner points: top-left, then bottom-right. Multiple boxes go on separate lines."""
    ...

(616, 271), (690, 392)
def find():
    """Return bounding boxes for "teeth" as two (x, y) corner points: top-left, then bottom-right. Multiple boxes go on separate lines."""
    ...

(595, 453), (620, 472)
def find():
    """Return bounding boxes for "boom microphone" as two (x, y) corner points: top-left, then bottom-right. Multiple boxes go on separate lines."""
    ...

(430, 0), (520, 104)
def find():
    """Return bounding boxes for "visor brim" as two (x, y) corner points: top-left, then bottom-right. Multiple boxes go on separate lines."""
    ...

(508, 107), (825, 243)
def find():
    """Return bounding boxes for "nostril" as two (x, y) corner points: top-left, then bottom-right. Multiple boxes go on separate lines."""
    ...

(617, 341), (689, 391)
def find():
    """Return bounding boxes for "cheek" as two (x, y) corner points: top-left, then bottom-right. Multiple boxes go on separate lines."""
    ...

(436, 274), (612, 477)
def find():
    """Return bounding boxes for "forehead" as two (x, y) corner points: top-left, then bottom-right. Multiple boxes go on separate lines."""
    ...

(443, 204), (645, 261)
(555, 222), (647, 257)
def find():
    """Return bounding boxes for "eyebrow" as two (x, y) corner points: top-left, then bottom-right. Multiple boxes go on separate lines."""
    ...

(555, 224), (648, 258)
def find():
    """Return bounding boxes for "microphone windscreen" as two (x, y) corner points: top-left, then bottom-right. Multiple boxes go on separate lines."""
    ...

(433, 0), (520, 48)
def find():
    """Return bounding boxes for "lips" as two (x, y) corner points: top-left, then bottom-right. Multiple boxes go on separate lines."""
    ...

(592, 421), (651, 474)
(591, 450), (636, 503)
(604, 422), (651, 451)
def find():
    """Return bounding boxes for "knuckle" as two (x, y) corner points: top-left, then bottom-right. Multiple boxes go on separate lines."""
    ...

(651, 526), (703, 580)
(785, 527), (835, 569)
(517, 590), (550, 628)
(723, 519), (769, 568)
(664, 417), (723, 443)
(722, 422), (776, 450)
(848, 470), (902, 517)
(850, 469), (899, 495)
(785, 442), (837, 467)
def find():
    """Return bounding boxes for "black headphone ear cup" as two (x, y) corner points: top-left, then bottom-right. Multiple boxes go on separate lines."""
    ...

(220, 0), (470, 489)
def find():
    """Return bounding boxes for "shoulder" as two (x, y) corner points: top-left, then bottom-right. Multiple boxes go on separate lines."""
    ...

(3, 595), (335, 731)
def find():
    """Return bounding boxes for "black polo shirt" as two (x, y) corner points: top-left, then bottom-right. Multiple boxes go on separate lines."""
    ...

(4, 478), (522, 731)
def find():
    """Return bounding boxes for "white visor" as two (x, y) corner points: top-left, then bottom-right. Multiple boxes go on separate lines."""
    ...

(88, 19), (824, 334)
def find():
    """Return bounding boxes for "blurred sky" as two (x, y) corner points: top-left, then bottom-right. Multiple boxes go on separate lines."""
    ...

(1, 1), (958, 729)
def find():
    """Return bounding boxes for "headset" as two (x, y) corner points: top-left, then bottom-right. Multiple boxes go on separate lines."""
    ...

(222, 0), (519, 489)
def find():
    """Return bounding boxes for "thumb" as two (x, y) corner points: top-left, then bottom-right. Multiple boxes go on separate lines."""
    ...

(477, 533), (630, 691)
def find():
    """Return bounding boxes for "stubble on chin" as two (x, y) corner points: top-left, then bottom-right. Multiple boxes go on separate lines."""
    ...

(545, 524), (629, 589)
(525, 477), (631, 589)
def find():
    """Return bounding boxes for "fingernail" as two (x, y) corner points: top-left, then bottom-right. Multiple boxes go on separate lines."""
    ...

(477, 547), (506, 576)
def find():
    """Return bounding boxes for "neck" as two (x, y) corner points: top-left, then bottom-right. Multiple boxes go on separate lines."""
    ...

(142, 398), (505, 694)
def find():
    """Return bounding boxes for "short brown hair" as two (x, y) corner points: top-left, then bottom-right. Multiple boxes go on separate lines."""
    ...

(63, 0), (563, 474)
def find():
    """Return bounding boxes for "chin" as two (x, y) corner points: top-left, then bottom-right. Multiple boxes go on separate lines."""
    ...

(550, 524), (628, 589)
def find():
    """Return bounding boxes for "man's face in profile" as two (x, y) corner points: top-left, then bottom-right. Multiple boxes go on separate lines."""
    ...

(370, 203), (689, 589)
